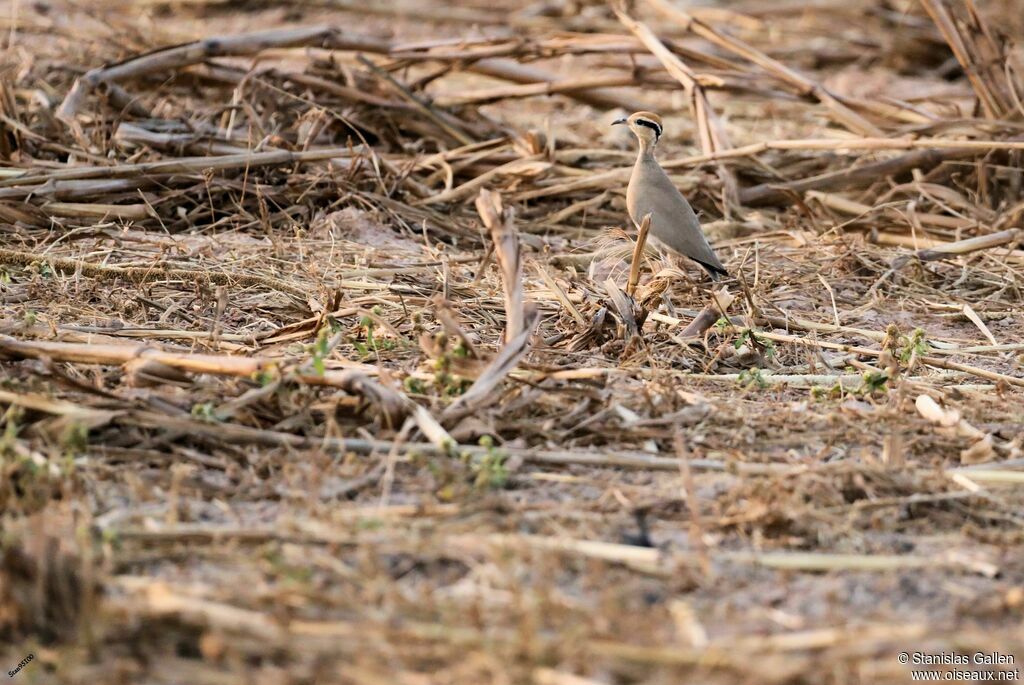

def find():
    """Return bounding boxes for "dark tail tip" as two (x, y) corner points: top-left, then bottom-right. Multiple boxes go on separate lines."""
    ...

(698, 261), (729, 281)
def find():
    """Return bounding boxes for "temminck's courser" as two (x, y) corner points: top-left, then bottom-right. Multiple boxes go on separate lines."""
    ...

(613, 111), (728, 280)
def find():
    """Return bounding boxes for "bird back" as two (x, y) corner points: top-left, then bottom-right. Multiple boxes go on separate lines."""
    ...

(626, 156), (727, 277)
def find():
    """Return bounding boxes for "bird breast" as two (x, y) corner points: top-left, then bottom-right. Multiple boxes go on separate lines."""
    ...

(626, 157), (688, 241)
(625, 158), (655, 227)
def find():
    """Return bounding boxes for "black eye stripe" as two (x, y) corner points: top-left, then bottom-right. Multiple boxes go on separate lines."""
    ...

(635, 118), (662, 138)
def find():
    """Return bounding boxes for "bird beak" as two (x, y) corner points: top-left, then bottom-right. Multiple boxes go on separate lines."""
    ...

(611, 117), (627, 126)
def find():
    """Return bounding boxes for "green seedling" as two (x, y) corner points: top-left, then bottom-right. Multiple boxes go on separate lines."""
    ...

(404, 376), (426, 395)
(471, 435), (509, 489)
(735, 329), (776, 359)
(738, 368), (769, 390)
(899, 327), (930, 363)
(191, 402), (218, 421)
(858, 370), (889, 395)
(308, 327), (332, 376)
(252, 369), (277, 387)
(353, 314), (397, 361)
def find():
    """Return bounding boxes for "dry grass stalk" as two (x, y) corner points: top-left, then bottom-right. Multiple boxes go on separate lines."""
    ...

(0, 146), (356, 188)
(912, 228), (1024, 262)
(0, 389), (119, 430)
(465, 58), (654, 111)
(432, 75), (644, 108)
(740, 147), (976, 205)
(603, 277), (642, 341)
(421, 154), (546, 206)
(441, 306), (539, 424)
(57, 26), (390, 124)
(443, 190), (538, 422)
(871, 232), (1024, 264)
(678, 287), (735, 338)
(475, 189), (525, 342)
(356, 54), (474, 146)
(0, 335), (428, 426)
(535, 266), (587, 326)
(113, 407), (762, 473)
(626, 213), (652, 297)
(645, 0), (883, 136)
(919, 0), (1015, 119)
(473, 534), (993, 575)
(0, 248), (311, 298)
(612, 4), (737, 201)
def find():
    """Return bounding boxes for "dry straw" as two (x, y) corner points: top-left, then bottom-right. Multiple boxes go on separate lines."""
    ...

(1, 0), (1023, 682)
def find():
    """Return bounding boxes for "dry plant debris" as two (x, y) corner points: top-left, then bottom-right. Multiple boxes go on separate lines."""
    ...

(1, 1), (1023, 683)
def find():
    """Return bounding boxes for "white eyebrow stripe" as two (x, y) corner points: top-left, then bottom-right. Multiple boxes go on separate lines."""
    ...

(635, 118), (662, 138)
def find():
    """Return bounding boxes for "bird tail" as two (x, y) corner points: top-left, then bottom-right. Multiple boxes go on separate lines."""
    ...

(698, 261), (729, 281)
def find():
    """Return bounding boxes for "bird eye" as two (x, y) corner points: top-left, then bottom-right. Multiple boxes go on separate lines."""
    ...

(635, 119), (662, 138)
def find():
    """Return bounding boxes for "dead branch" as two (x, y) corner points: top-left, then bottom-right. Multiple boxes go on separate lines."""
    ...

(56, 26), (391, 123)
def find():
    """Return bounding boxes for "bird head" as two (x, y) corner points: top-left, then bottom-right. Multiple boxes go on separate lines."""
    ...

(612, 111), (663, 146)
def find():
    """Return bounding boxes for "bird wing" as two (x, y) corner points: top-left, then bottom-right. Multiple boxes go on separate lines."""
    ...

(628, 158), (727, 275)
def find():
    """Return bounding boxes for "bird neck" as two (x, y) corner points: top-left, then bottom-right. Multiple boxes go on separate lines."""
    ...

(637, 139), (657, 160)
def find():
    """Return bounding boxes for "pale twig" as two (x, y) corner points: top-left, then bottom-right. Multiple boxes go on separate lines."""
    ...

(645, 0), (883, 136)
(612, 4), (737, 202)
(626, 214), (652, 297)
(470, 534), (994, 576)
(475, 189), (525, 342)
(678, 287), (735, 338)
(57, 26), (390, 123)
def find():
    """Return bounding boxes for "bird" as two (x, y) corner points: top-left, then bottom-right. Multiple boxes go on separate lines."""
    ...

(613, 111), (728, 281)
